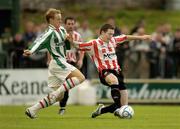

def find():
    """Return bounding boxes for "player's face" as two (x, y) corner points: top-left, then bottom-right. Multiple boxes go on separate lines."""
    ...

(104, 29), (114, 41)
(65, 19), (75, 32)
(51, 13), (62, 28)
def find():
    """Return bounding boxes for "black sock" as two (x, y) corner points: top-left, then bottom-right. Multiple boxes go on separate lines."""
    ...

(111, 86), (121, 107)
(100, 86), (121, 114)
(59, 91), (69, 108)
(101, 103), (118, 114)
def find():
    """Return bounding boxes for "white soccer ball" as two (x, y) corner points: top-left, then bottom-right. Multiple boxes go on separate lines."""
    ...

(116, 105), (134, 119)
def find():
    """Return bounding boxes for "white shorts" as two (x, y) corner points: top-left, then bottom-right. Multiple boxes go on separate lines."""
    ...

(48, 59), (76, 88)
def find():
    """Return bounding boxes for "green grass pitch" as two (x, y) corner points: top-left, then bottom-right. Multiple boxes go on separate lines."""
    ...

(0, 105), (179, 129)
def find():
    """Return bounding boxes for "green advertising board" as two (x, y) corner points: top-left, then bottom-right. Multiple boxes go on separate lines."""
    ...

(92, 79), (180, 104)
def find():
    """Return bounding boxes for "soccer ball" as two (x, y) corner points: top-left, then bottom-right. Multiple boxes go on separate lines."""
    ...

(115, 105), (134, 119)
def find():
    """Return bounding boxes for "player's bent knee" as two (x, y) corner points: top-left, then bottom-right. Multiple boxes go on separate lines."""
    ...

(79, 74), (85, 83)
(109, 81), (118, 85)
(105, 74), (118, 85)
(107, 79), (118, 85)
(69, 69), (85, 83)
(75, 74), (85, 83)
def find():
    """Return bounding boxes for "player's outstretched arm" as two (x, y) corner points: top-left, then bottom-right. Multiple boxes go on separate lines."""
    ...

(126, 35), (152, 41)
(66, 33), (79, 48)
(66, 33), (93, 51)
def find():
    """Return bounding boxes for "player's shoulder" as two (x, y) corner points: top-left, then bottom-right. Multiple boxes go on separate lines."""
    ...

(37, 27), (53, 39)
(45, 27), (53, 33)
(88, 39), (98, 44)
(48, 25), (55, 30)
(45, 26), (54, 35)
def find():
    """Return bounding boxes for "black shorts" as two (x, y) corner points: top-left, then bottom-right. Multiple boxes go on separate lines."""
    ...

(99, 69), (126, 90)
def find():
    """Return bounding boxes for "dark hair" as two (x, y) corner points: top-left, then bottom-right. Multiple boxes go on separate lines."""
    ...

(64, 17), (76, 24)
(100, 24), (114, 34)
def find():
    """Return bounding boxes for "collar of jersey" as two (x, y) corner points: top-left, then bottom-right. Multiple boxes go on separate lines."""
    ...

(49, 24), (57, 30)
(98, 37), (109, 45)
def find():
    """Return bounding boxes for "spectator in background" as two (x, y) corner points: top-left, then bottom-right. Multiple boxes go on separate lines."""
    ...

(151, 23), (174, 78)
(78, 20), (94, 41)
(0, 41), (7, 68)
(162, 23), (174, 78)
(0, 27), (13, 68)
(162, 23), (173, 46)
(107, 16), (121, 36)
(127, 27), (150, 78)
(149, 32), (163, 78)
(77, 20), (94, 78)
(94, 26), (100, 39)
(172, 28), (180, 78)
(22, 21), (47, 68)
(22, 21), (36, 67)
(23, 21), (36, 46)
(1, 27), (12, 41)
(74, 21), (80, 31)
(130, 19), (146, 35)
(119, 26), (130, 75)
(34, 23), (48, 37)
(9, 33), (25, 68)
(121, 26), (129, 36)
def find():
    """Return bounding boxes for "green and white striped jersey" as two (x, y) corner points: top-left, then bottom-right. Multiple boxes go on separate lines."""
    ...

(28, 24), (67, 68)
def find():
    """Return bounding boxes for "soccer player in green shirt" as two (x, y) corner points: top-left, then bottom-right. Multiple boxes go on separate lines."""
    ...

(23, 8), (85, 119)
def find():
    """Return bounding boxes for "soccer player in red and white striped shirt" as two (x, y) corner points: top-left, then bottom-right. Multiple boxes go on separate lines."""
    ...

(58, 17), (84, 115)
(71, 24), (151, 118)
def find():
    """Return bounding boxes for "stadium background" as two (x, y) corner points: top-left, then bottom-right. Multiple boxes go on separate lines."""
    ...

(0, 0), (180, 129)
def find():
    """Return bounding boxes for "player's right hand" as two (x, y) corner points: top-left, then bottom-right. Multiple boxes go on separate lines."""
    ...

(23, 50), (32, 57)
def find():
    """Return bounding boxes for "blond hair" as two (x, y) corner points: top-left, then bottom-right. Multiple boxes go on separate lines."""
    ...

(45, 8), (61, 23)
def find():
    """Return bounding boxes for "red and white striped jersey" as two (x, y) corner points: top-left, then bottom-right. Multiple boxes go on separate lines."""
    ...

(76, 34), (127, 73)
(66, 31), (82, 62)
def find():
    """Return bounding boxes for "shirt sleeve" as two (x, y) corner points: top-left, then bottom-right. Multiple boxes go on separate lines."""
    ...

(28, 29), (52, 53)
(74, 40), (93, 51)
(114, 34), (127, 44)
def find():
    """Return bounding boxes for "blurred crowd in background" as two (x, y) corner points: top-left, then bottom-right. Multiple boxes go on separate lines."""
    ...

(0, 17), (180, 79)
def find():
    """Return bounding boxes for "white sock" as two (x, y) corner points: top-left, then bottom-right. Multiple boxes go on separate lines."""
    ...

(57, 77), (80, 95)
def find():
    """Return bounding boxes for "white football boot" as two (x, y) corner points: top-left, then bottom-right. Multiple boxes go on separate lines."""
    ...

(91, 104), (105, 118)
